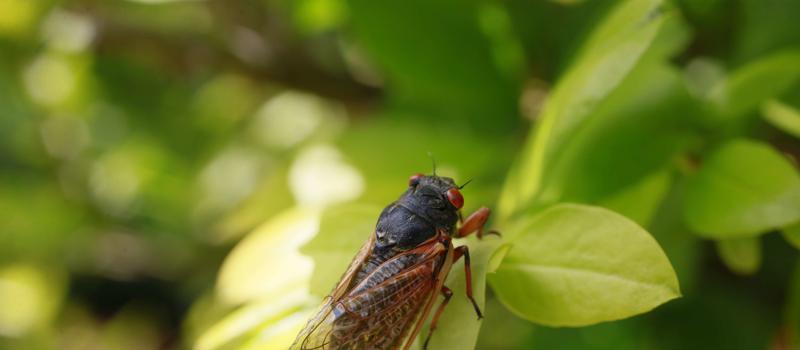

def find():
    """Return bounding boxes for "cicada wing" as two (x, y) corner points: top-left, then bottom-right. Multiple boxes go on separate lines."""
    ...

(331, 232), (376, 300)
(290, 232), (376, 350)
(332, 263), (437, 349)
(329, 240), (450, 350)
(290, 297), (336, 350)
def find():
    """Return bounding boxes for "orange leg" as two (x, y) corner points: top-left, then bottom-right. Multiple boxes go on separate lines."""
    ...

(457, 207), (499, 239)
(423, 286), (453, 350)
(453, 245), (483, 319)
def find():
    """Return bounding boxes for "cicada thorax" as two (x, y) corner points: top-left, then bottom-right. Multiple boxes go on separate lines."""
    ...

(351, 202), (447, 282)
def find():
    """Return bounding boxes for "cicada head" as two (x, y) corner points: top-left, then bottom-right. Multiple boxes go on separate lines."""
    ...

(402, 174), (463, 230)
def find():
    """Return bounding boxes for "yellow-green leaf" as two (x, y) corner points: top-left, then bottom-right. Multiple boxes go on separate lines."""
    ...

(300, 203), (381, 297)
(490, 204), (680, 327)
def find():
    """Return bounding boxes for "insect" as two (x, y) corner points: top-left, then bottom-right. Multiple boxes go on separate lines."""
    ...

(291, 171), (496, 350)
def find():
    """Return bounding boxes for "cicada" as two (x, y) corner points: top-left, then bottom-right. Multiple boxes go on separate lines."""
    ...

(291, 172), (495, 350)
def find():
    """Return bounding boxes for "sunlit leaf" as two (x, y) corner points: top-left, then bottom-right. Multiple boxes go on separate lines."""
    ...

(300, 203), (381, 297)
(217, 208), (319, 305)
(715, 237), (761, 275)
(498, 0), (668, 220)
(762, 98), (800, 139)
(683, 139), (800, 238)
(239, 311), (311, 350)
(195, 289), (310, 350)
(490, 203), (680, 327)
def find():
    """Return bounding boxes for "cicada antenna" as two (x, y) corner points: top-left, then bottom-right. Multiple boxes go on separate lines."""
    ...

(428, 152), (437, 176)
(458, 178), (473, 189)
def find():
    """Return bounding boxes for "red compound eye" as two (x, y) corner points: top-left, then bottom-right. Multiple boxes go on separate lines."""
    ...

(408, 173), (424, 187)
(446, 188), (464, 209)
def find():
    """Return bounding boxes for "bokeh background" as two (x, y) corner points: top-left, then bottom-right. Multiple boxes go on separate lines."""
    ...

(1, 0), (799, 349)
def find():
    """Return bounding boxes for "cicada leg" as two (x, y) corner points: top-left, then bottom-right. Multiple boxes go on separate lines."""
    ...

(421, 245), (483, 350)
(457, 206), (500, 239)
(422, 286), (453, 350)
(453, 245), (482, 319)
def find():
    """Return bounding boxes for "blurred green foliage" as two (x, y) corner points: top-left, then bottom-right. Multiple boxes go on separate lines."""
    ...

(1, 0), (799, 349)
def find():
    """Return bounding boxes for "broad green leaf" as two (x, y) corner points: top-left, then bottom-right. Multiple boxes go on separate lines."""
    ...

(300, 203), (381, 297)
(762, 99), (800, 139)
(213, 162), (294, 242)
(709, 49), (800, 118)
(194, 289), (310, 350)
(783, 223), (800, 250)
(715, 237), (762, 275)
(498, 0), (667, 220)
(217, 208), (319, 305)
(489, 203), (680, 327)
(424, 236), (502, 350)
(239, 311), (311, 350)
(683, 139), (800, 238)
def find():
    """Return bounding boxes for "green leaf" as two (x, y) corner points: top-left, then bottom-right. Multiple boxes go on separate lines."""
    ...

(300, 203), (382, 297)
(498, 0), (667, 220)
(715, 237), (762, 275)
(683, 139), (800, 238)
(194, 290), (310, 350)
(489, 203), (680, 327)
(762, 99), (800, 139)
(216, 208), (319, 305)
(783, 223), (800, 250)
(709, 49), (800, 118)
